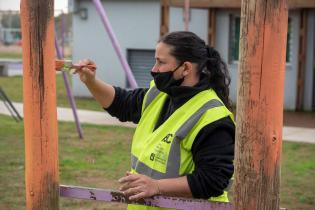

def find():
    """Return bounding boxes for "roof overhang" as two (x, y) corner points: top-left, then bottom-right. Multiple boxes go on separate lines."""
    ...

(170, 0), (315, 9)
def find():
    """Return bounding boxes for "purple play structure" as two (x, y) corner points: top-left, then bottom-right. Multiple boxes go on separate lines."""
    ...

(55, 11), (84, 139)
(60, 185), (233, 210)
(92, 0), (138, 89)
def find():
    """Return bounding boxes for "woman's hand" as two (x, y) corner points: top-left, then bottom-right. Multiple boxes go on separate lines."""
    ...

(118, 171), (160, 201)
(74, 59), (96, 84)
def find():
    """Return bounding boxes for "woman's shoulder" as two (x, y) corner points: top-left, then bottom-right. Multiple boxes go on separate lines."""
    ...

(191, 117), (235, 151)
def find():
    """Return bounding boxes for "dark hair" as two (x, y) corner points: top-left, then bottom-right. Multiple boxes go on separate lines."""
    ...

(159, 31), (232, 109)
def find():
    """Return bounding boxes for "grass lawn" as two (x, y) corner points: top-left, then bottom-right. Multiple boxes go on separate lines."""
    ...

(0, 75), (103, 111)
(0, 52), (22, 59)
(0, 114), (133, 210)
(0, 114), (314, 209)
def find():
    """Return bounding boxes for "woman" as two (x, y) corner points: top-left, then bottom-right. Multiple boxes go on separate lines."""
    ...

(76, 31), (235, 210)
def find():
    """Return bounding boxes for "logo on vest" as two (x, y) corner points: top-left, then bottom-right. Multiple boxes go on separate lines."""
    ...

(150, 153), (155, 161)
(162, 133), (173, 144)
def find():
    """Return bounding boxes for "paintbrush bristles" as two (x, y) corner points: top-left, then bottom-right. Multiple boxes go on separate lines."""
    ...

(55, 59), (66, 71)
(55, 59), (97, 72)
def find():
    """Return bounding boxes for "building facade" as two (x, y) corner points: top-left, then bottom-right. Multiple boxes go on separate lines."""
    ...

(71, 0), (315, 111)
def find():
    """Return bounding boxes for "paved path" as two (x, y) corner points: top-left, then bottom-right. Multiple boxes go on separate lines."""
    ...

(1, 102), (315, 144)
(0, 102), (135, 128)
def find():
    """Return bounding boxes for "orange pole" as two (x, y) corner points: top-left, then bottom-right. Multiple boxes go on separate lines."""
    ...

(234, 0), (288, 209)
(184, 0), (190, 31)
(20, 1), (59, 209)
(160, 0), (170, 37)
(207, 8), (216, 47)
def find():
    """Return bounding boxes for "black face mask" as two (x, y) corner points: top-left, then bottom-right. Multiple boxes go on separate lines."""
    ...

(151, 63), (184, 94)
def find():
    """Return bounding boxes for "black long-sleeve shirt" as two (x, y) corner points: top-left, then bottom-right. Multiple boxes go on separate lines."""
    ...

(105, 77), (235, 199)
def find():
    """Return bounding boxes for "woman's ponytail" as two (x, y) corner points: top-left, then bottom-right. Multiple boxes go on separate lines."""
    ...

(204, 46), (232, 109)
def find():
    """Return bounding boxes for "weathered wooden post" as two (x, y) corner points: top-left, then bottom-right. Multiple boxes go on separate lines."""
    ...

(160, 0), (170, 37)
(184, 0), (190, 31)
(234, 0), (288, 209)
(20, 1), (59, 209)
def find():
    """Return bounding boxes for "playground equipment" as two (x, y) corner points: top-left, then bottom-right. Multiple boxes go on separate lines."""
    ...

(55, 37), (84, 139)
(20, 0), (298, 209)
(184, 0), (190, 31)
(0, 86), (22, 122)
(160, 0), (216, 46)
(92, 0), (138, 89)
(234, 0), (288, 209)
(55, 10), (84, 139)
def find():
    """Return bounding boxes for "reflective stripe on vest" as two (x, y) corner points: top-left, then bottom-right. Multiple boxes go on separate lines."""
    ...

(142, 86), (160, 112)
(132, 99), (224, 179)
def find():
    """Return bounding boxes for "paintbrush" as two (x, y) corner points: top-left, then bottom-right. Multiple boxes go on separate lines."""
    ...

(55, 59), (97, 74)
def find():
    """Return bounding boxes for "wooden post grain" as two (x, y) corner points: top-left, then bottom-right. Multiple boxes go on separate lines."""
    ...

(20, 0), (59, 209)
(184, 0), (190, 31)
(208, 8), (216, 47)
(234, 0), (288, 209)
(160, 0), (170, 37)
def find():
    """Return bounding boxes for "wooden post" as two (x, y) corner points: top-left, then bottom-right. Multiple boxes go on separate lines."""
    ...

(160, 0), (170, 37)
(184, 0), (190, 31)
(20, 1), (59, 209)
(208, 8), (216, 47)
(234, 0), (288, 209)
(296, 9), (308, 111)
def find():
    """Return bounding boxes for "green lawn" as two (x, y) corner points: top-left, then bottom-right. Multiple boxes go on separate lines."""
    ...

(0, 52), (22, 59)
(0, 75), (103, 111)
(0, 114), (314, 209)
(281, 143), (315, 209)
(0, 114), (132, 210)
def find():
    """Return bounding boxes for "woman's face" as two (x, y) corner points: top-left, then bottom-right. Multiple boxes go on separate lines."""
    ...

(151, 42), (184, 80)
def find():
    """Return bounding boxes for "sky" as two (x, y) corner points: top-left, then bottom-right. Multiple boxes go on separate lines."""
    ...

(0, 0), (68, 13)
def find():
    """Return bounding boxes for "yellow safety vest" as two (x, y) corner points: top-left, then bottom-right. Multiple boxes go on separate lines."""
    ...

(128, 81), (234, 210)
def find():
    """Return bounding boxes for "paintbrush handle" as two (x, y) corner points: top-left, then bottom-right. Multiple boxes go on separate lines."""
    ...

(71, 63), (97, 71)
(55, 60), (97, 72)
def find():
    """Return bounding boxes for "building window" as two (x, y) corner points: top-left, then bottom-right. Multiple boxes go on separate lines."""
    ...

(286, 18), (292, 63)
(229, 15), (241, 62)
(229, 15), (292, 63)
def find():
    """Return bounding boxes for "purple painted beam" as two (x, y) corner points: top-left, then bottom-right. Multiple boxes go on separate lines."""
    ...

(92, 0), (138, 89)
(55, 37), (84, 139)
(60, 185), (233, 210)
(61, 11), (65, 57)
